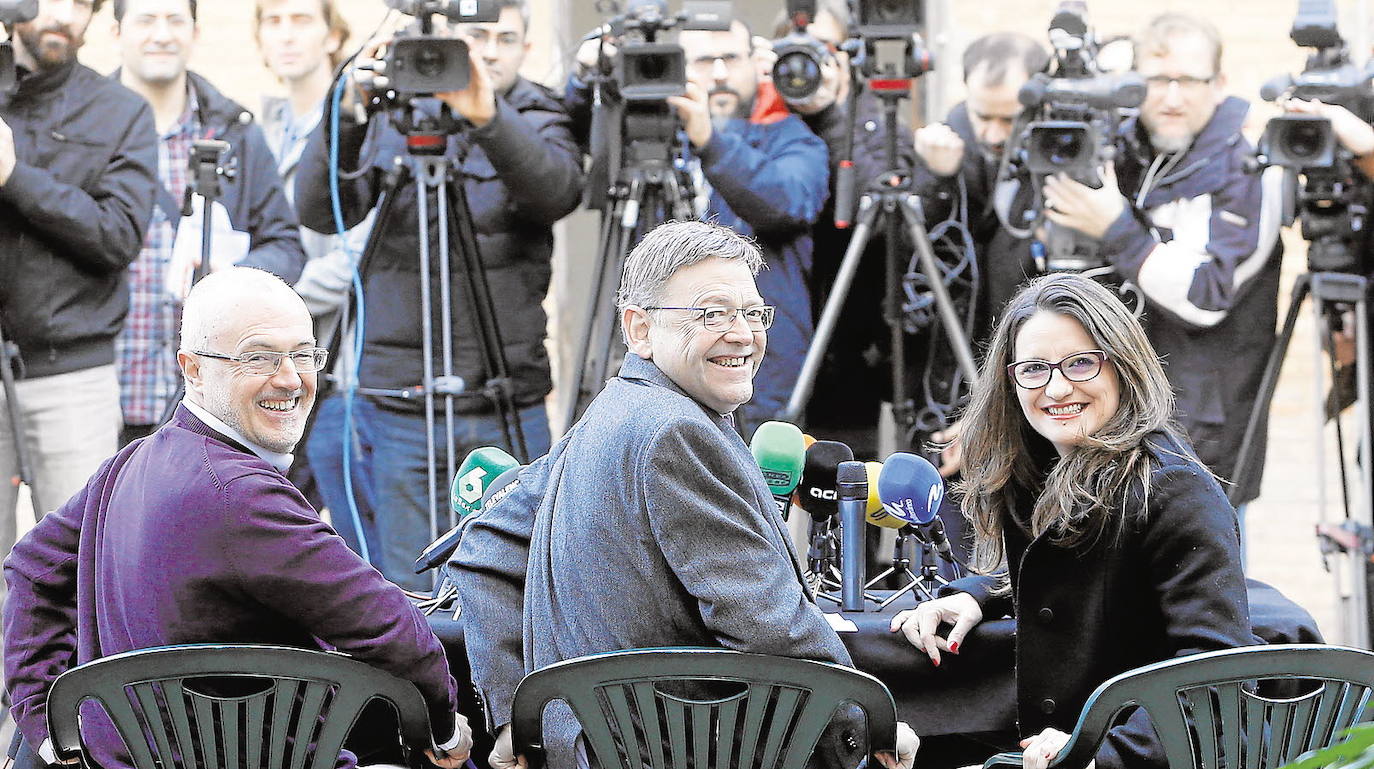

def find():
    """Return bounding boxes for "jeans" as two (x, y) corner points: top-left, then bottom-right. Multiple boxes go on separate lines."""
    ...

(307, 392), (550, 590)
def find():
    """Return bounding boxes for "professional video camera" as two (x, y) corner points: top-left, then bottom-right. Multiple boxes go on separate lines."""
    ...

(771, 0), (830, 105)
(1256, 0), (1374, 274)
(850, 0), (932, 93)
(381, 0), (502, 97)
(0, 0), (37, 94)
(1000, 1), (1145, 272)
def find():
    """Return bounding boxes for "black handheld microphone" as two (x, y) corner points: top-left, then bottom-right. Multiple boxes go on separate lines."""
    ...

(837, 460), (868, 612)
(797, 441), (854, 523)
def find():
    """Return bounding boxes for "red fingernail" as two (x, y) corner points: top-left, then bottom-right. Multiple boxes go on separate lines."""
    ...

(931, 656), (940, 667)
(949, 642), (959, 653)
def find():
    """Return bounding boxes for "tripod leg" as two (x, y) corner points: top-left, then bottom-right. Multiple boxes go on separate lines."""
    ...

(0, 333), (40, 514)
(782, 197), (880, 423)
(1352, 284), (1373, 646)
(413, 164), (441, 547)
(562, 205), (622, 432)
(897, 197), (978, 382)
(435, 170), (458, 536)
(1229, 275), (1311, 505)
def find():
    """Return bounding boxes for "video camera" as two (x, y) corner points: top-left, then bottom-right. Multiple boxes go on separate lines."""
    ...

(1003, 1), (1144, 272)
(0, 0), (38, 94)
(850, 0), (931, 94)
(381, 0), (502, 97)
(1256, 0), (1374, 275)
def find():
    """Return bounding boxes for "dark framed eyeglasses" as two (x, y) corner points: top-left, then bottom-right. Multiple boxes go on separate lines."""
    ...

(643, 305), (776, 332)
(1006, 350), (1109, 390)
(1143, 74), (1216, 90)
(189, 348), (329, 376)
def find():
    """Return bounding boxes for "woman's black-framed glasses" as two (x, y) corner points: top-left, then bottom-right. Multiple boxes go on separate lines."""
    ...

(189, 348), (330, 376)
(643, 305), (776, 332)
(1006, 350), (1108, 390)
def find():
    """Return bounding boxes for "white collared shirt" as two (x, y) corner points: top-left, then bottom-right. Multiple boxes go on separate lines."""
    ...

(182, 398), (294, 473)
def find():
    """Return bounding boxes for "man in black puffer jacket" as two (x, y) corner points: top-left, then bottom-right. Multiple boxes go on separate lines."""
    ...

(294, 0), (583, 589)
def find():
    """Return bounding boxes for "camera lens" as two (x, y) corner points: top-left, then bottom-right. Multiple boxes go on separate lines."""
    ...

(774, 50), (822, 101)
(1284, 122), (1324, 160)
(632, 53), (670, 85)
(1038, 129), (1085, 167)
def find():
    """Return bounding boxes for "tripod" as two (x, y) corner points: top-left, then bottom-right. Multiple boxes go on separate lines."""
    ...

(0, 324), (40, 514)
(782, 86), (978, 429)
(331, 102), (529, 555)
(561, 97), (696, 430)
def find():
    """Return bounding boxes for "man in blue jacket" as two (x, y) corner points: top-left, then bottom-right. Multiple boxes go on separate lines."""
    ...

(570, 20), (829, 433)
(112, 0), (305, 444)
(0, 0), (157, 568)
(1041, 13), (1284, 533)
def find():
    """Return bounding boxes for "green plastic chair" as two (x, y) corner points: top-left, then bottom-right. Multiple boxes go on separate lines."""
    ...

(47, 644), (435, 769)
(510, 647), (898, 769)
(983, 644), (1374, 769)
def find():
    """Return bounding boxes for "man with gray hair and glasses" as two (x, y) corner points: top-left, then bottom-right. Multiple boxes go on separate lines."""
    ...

(451, 220), (918, 769)
(4, 267), (470, 769)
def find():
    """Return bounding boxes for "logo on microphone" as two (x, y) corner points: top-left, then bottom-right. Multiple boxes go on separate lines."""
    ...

(762, 469), (791, 486)
(808, 487), (838, 501)
(927, 483), (944, 514)
(457, 467), (488, 505)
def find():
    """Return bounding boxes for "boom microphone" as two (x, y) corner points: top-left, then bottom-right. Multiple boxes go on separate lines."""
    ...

(751, 421), (806, 519)
(876, 452), (956, 563)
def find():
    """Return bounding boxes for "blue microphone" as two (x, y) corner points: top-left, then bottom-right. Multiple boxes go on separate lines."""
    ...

(877, 453), (955, 563)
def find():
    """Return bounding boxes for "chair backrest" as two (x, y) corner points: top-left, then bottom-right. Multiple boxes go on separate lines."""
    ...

(47, 644), (434, 769)
(1004, 644), (1374, 769)
(510, 648), (898, 769)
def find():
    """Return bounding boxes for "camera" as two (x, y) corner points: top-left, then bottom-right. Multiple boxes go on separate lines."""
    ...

(771, 0), (831, 105)
(851, 0), (931, 92)
(1256, 0), (1373, 275)
(1002, 2), (1144, 273)
(381, 0), (502, 95)
(0, 0), (38, 94)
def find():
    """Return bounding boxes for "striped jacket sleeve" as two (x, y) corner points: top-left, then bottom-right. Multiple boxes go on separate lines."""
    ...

(1101, 164), (1285, 330)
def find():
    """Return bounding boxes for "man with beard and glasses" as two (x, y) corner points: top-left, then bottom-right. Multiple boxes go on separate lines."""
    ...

(4, 268), (471, 769)
(568, 19), (829, 434)
(0, 0), (157, 579)
(112, 0), (305, 447)
(1037, 13), (1284, 549)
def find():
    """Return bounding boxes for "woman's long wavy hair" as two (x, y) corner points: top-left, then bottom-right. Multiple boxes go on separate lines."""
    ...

(958, 273), (1185, 576)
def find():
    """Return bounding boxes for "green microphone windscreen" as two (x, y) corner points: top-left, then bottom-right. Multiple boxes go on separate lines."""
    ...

(451, 446), (519, 517)
(750, 421), (805, 496)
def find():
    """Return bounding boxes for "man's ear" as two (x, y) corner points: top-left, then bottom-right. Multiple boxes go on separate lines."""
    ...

(177, 350), (202, 396)
(622, 306), (654, 360)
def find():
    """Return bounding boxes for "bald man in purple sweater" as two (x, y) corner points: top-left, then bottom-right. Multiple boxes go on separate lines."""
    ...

(3, 267), (471, 769)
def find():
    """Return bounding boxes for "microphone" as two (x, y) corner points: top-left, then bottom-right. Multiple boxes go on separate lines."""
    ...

(837, 460), (868, 612)
(416, 462), (525, 574)
(864, 459), (906, 530)
(796, 441), (853, 523)
(450, 447), (520, 518)
(751, 421), (805, 520)
(876, 452), (956, 562)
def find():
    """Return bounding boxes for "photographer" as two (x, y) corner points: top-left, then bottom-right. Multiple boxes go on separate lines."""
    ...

(294, 0), (583, 589)
(0, 0), (157, 553)
(568, 18), (829, 432)
(1042, 13), (1284, 523)
(112, 0), (306, 444)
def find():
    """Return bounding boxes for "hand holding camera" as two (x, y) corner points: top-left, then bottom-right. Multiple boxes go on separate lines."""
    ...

(1042, 166), (1125, 240)
(1284, 98), (1374, 158)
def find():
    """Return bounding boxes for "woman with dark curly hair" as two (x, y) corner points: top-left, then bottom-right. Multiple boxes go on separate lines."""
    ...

(890, 273), (1252, 769)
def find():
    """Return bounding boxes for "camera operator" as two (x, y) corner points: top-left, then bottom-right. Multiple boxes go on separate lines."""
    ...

(112, 0), (306, 445)
(569, 18), (830, 433)
(294, 0), (584, 589)
(1040, 12), (1284, 531)
(0, 0), (157, 555)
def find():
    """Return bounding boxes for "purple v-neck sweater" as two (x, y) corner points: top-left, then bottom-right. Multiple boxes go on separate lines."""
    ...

(3, 407), (457, 767)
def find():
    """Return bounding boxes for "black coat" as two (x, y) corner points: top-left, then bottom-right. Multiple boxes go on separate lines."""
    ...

(0, 60), (157, 378)
(945, 431), (1253, 769)
(294, 79), (584, 411)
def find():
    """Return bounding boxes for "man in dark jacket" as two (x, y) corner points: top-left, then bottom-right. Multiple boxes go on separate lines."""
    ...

(568, 19), (829, 434)
(0, 0), (157, 565)
(112, 0), (305, 444)
(294, 0), (583, 589)
(1044, 13), (1283, 532)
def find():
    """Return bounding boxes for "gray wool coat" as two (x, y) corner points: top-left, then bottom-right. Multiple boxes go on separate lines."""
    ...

(450, 354), (851, 766)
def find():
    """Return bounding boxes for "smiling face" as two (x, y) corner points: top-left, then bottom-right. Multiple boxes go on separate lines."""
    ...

(1136, 31), (1224, 154)
(180, 284), (317, 454)
(1012, 310), (1120, 457)
(115, 0), (198, 87)
(623, 256), (766, 415)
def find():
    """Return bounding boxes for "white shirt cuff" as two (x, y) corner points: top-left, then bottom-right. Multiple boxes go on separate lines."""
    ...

(38, 738), (57, 765)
